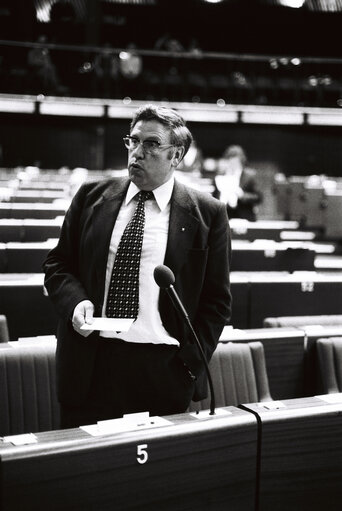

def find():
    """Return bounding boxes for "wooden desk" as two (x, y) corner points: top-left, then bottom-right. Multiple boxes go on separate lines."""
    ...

(231, 240), (316, 271)
(0, 219), (62, 242)
(0, 274), (58, 339)
(0, 241), (56, 272)
(220, 327), (306, 400)
(0, 203), (67, 219)
(230, 219), (298, 240)
(248, 272), (342, 328)
(242, 395), (342, 511)
(9, 190), (66, 203)
(0, 407), (257, 511)
(19, 183), (67, 191)
(229, 219), (318, 242)
(230, 274), (250, 329)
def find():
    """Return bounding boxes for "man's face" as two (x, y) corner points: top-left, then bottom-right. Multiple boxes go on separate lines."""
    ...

(127, 120), (181, 191)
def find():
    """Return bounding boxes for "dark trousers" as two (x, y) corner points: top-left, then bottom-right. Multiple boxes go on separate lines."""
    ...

(60, 338), (195, 429)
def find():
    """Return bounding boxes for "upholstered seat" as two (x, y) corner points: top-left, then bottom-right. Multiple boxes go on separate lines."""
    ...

(0, 337), (271, 433)
(189, 341), (272, 412)
(316, 337), (342, 394)
(0, 314), (9, 342)
(0, 337), (60, 436)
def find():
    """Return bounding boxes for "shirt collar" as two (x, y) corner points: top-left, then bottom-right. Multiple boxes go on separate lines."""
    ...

(126, 176), (175, 211)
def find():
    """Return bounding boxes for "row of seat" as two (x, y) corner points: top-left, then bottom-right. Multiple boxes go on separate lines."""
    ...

(2, 309), (338, 398)
(2, 322), (342, 437)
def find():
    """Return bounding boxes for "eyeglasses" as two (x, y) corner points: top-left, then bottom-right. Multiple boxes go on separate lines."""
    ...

(123, 136), (174, 155)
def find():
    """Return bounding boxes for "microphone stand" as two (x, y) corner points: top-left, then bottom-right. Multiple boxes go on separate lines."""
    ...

(167, 285), (216, 416)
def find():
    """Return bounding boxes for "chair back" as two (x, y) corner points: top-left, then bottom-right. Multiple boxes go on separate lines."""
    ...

(189, 341), (272, 412)
(0, 337), (60, 436)
(316, 337), (342, 394)
(0, 314), (9, 342)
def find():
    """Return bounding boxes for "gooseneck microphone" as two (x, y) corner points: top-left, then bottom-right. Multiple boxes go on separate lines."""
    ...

(154, 264), (216, 415)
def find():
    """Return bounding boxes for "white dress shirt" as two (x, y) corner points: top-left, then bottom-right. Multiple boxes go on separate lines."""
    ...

(100, 176), (179, 345)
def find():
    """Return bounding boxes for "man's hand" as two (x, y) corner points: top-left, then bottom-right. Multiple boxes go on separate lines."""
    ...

(72, 300), (95, 337)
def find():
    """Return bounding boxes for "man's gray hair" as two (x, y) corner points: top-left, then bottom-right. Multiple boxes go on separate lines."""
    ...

(130, 104), (193, 157)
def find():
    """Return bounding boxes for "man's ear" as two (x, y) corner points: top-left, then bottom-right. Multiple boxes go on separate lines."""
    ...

(172, 146), (185, 167)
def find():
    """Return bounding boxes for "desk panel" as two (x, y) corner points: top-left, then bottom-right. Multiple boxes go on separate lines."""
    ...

(243, 396), (342, 511)
(0, 274), (58, 339)
(249, 273), (342, 328)
(229, 220), (300, 241)
(0, 203), (67, 219)
(2, 241), (56, 273)
(0, 219), (62, 242)
(10, 190), (66, 203)
(230, 276), (250, 329)
(231, 244), (315, 272)
(0, 408), (257, 511)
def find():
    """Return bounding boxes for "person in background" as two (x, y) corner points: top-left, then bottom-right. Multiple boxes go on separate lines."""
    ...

(214, 145), (262, 221)
(43, 104), (231, 429)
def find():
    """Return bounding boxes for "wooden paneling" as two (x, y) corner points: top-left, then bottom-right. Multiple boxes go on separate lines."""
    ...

(0, 274), (58, 339)
(248, 274), (342, 328)
(243, 396), (342, 511)
(0, 407), (257, 511)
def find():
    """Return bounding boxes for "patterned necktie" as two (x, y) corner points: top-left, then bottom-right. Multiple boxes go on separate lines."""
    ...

(106, 190), (154, 319)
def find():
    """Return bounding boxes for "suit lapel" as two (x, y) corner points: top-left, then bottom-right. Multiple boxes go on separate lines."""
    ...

(91, 179), (130, 300)
(164, 180), (199, 277)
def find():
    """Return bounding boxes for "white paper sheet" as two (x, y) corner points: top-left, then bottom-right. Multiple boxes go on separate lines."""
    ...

(3, 433), (38, 446)
(80, 414), (173, 436)
(80, 317), (134, 332)
(316, 393), (342, 404)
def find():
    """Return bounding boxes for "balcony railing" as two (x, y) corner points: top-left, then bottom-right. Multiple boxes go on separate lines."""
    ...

(1, 40), (342, 109)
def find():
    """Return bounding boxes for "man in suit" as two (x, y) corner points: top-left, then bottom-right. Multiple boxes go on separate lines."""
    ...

(43, 104), (231, 428)
(214, 145), (263, 221)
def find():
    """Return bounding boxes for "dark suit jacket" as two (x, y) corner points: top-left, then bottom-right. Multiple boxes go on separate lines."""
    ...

(43, 177), (232, 406)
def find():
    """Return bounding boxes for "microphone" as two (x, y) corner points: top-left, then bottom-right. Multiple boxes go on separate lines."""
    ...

(154, 264), (216, 415)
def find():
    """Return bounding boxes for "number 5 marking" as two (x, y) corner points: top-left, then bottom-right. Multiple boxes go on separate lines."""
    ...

(137, 444), (148, 464)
